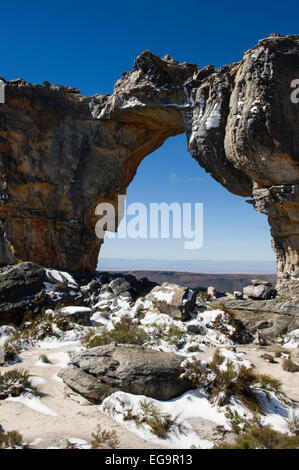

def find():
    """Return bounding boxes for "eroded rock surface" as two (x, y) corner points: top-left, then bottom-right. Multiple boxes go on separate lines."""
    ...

(0, 34), (298, 293)
(59, 343), (190, 401)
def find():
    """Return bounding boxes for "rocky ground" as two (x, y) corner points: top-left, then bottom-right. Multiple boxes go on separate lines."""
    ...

(0, 262), (298, 449)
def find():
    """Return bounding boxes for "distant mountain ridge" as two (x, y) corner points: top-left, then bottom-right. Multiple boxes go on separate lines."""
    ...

(110, 270), (277, 293)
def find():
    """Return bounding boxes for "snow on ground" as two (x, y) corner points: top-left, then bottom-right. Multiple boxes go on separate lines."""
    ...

(29, 376), (46, 387)
(6, 392), (58, 417)
(100, 390), (215, 449)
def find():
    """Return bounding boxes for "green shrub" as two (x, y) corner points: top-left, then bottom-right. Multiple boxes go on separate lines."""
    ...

(83, 315), (147, 348)
(0, 369), (30, 399)
(181, 350), (282, 413)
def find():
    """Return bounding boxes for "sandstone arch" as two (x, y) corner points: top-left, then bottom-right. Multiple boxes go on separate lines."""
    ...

(0, 34), (298, 294)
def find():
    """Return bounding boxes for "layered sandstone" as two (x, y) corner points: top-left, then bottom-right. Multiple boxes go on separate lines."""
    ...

(0, 34), (298, 293)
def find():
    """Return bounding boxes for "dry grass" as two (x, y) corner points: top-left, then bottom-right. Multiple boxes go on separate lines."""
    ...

(215, 414), (299, 449)
(39, 354), (51, 364)
(0, 429), (23, 448)
(90, 424), (119, 449)
(0, 368), (30, 399)
(137, 400), (174, 438)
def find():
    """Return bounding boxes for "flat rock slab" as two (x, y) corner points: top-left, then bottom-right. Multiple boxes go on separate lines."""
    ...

(59, 343), (190, 402)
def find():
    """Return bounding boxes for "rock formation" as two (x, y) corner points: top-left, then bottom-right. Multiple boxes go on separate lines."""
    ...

(0, 34), (298, 293)
(59, 343), (190, 401)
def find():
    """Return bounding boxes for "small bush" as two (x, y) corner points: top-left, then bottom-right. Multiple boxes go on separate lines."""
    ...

(0, 429), (23, 449)
(146, 322), (187, 349)
(181, 350), (282, 413)
(282, 358), (299, 373)
(0, 369), (30, 399)
(91, 425), (119, 449)
(3, 340), (19, 363)
(197, 291), (211, 303)
(83, 315), (147, 348)
(215, 415), (299, 449)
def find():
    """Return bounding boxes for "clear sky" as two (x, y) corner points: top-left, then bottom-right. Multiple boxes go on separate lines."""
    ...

(1, 0), (297, 272)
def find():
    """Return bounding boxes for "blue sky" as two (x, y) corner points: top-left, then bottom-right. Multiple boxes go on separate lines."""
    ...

(1, 0), (297, 272)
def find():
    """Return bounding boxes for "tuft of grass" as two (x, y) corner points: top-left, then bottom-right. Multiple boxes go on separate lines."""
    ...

(253, 373), (282, 393)
(0, 429), (23, 449)
(282, 358), (299, 373)
(90, 425), (119, 449)
(3, 340), (19, 363)
(39, 354), (51, 364)
(260, 353), (277, 363)
(137, 401), (174, 438)
(82, 315), (147, 348)
(0, 369), (30, 399)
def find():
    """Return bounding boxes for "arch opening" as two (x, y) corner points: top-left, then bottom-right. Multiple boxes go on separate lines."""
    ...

(98, 134), (275, 276)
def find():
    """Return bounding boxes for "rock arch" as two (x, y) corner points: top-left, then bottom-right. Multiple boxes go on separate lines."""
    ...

(0, 34), (298, 293)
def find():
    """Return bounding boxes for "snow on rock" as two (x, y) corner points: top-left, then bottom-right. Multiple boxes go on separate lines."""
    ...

(59, 306), (92, 316)
(0, 325), (17, 346)
(283, 329), (299, 349)
(45, 268), (78, 288)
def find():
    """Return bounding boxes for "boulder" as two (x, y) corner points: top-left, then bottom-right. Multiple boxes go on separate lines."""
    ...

(243, 284), (272, 300)
(0, 262), (48, 325)
(146, 283), (196, 320)
(108, 278), (131, 296)
(207, 286), (217, 298)
(59, 343), (190, 401)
